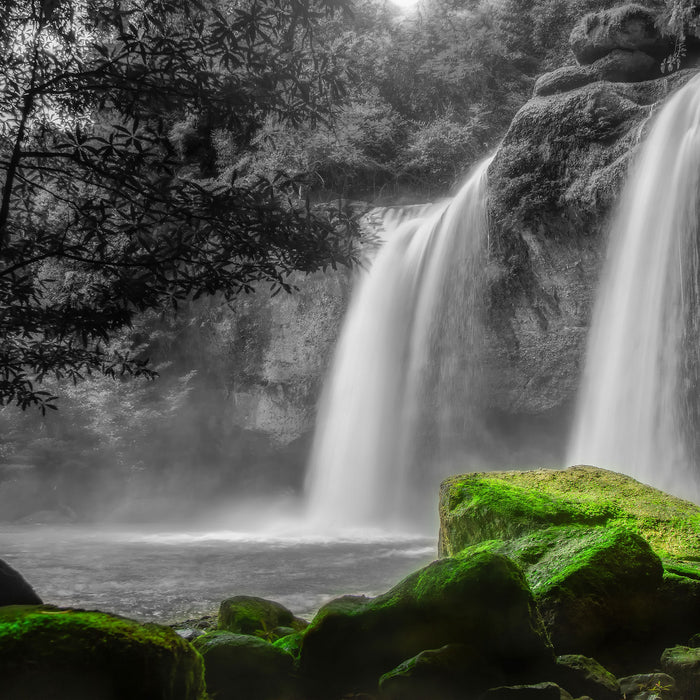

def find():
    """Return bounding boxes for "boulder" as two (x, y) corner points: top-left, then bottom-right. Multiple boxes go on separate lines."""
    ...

(660, 646), (700, 700)
(618, 673), (676, 700)
(299, 551), (553, 698)
(378, 643), (511, 700)
(458, 525), (663, 665)
(0, 605), (205, 700)
(217, 595), (304, 639)
(653, 569), (700, 652)
(553, 654), (620, 700)
(273, 631), (304, 661)
(592, 48), (659, 82)
(533, 50), (659, 98)
(569, 4), (672, 65)
(438, 466), (700, 562)
(0, 559), (41, 606)
(480, 683), (574, 700)
(192, 630), (298, 700)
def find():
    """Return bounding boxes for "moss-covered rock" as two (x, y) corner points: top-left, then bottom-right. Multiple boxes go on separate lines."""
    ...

(217, 595), (304, 639)
(378, 644), (506, 700)
(553, 654), (620, 700)
(459, 525), (663, 662)
(299, 551), (553, 698)
(660, 646), (700, 700)
(618, 672), (676, 700)
(439, 466), (700, 563)
(0, 605), (205, 700)
(193, 630), (298, 700)
(439, 466), (700, 669)
(272, 630), (304, 662)
(0, 559), (41, 606)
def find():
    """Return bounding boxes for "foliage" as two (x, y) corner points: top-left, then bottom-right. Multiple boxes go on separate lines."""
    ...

(0, 0), (360, 412)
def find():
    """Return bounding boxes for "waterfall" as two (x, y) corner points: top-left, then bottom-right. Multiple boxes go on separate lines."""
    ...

(304, 157), (492, 532)
(568, 73), (700, 503)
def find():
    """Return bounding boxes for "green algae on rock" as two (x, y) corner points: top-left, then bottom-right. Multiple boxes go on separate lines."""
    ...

(299, 551), (553, 698)
(0, 605), (205, 700)
(438, 465), (700, 563)
(217, 595), (306, 640)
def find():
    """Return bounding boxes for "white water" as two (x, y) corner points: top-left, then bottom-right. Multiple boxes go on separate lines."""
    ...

(568, 73), (700, 503)
(305, 157), (492, 532)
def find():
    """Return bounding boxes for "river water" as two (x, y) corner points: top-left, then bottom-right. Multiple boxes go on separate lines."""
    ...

(1, 525), (435, 624)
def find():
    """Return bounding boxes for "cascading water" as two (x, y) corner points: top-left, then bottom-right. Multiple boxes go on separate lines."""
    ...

(304, 157), (492, 532)
(567, 73), (700, 503)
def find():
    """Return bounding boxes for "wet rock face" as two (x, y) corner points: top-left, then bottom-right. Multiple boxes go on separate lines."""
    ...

(569, 4), (672, 65)
(484, 69), (699, 421)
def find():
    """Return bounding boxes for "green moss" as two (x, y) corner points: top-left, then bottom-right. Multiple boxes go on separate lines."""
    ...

(272, 631), (304, 662)
(440, 466), (700, 564)
(0, 605), (206, 700)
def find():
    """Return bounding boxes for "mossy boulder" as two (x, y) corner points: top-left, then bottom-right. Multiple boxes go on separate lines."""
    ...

(378, 644), (506, 700)
(0, 605), (205, 700)
(459, 525), (663, 663)
(299, 551), (553, 698)
(553, 654), (620, 700)
(660, 646), (700, 700)
(272, 630), (304, 662)
(439, 466), (700, 563)
(192, 630), (298, 700)
(569, 4), (671, 65)
(0, 559), (41, 606)
(618, 672), (676, 700)
(217, 595), (305, 639)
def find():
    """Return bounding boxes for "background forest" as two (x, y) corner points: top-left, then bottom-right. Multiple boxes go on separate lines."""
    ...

(0, 0), (690, 522)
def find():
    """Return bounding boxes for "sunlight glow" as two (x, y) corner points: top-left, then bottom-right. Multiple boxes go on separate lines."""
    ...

(389, 0), (421, 9)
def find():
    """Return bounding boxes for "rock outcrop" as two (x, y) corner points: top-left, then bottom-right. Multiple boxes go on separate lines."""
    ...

(569, 4), (672, 65)
(438, 466), (700, 672)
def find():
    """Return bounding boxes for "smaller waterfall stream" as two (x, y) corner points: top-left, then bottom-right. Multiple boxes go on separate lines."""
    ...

(304, 157), (492, 532)
(568, 74), (700, 503)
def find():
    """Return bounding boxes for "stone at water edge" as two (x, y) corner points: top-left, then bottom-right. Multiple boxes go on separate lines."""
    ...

(0, 605), (205, 700)
(217, 594), (307, 640)
(192, 630), (299, 700)
(569, 4), (672, 65)
(299, 551), (554, 699)
(660, 646), (700, 700)
(0, 558), (42, 606)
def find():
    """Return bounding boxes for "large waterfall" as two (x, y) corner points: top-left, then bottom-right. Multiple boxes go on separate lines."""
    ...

(304, 157), (492, 532)
(568, 74), (700, 503)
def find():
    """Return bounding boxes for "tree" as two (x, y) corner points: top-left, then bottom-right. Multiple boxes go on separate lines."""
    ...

(0, 0), (359, 412)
